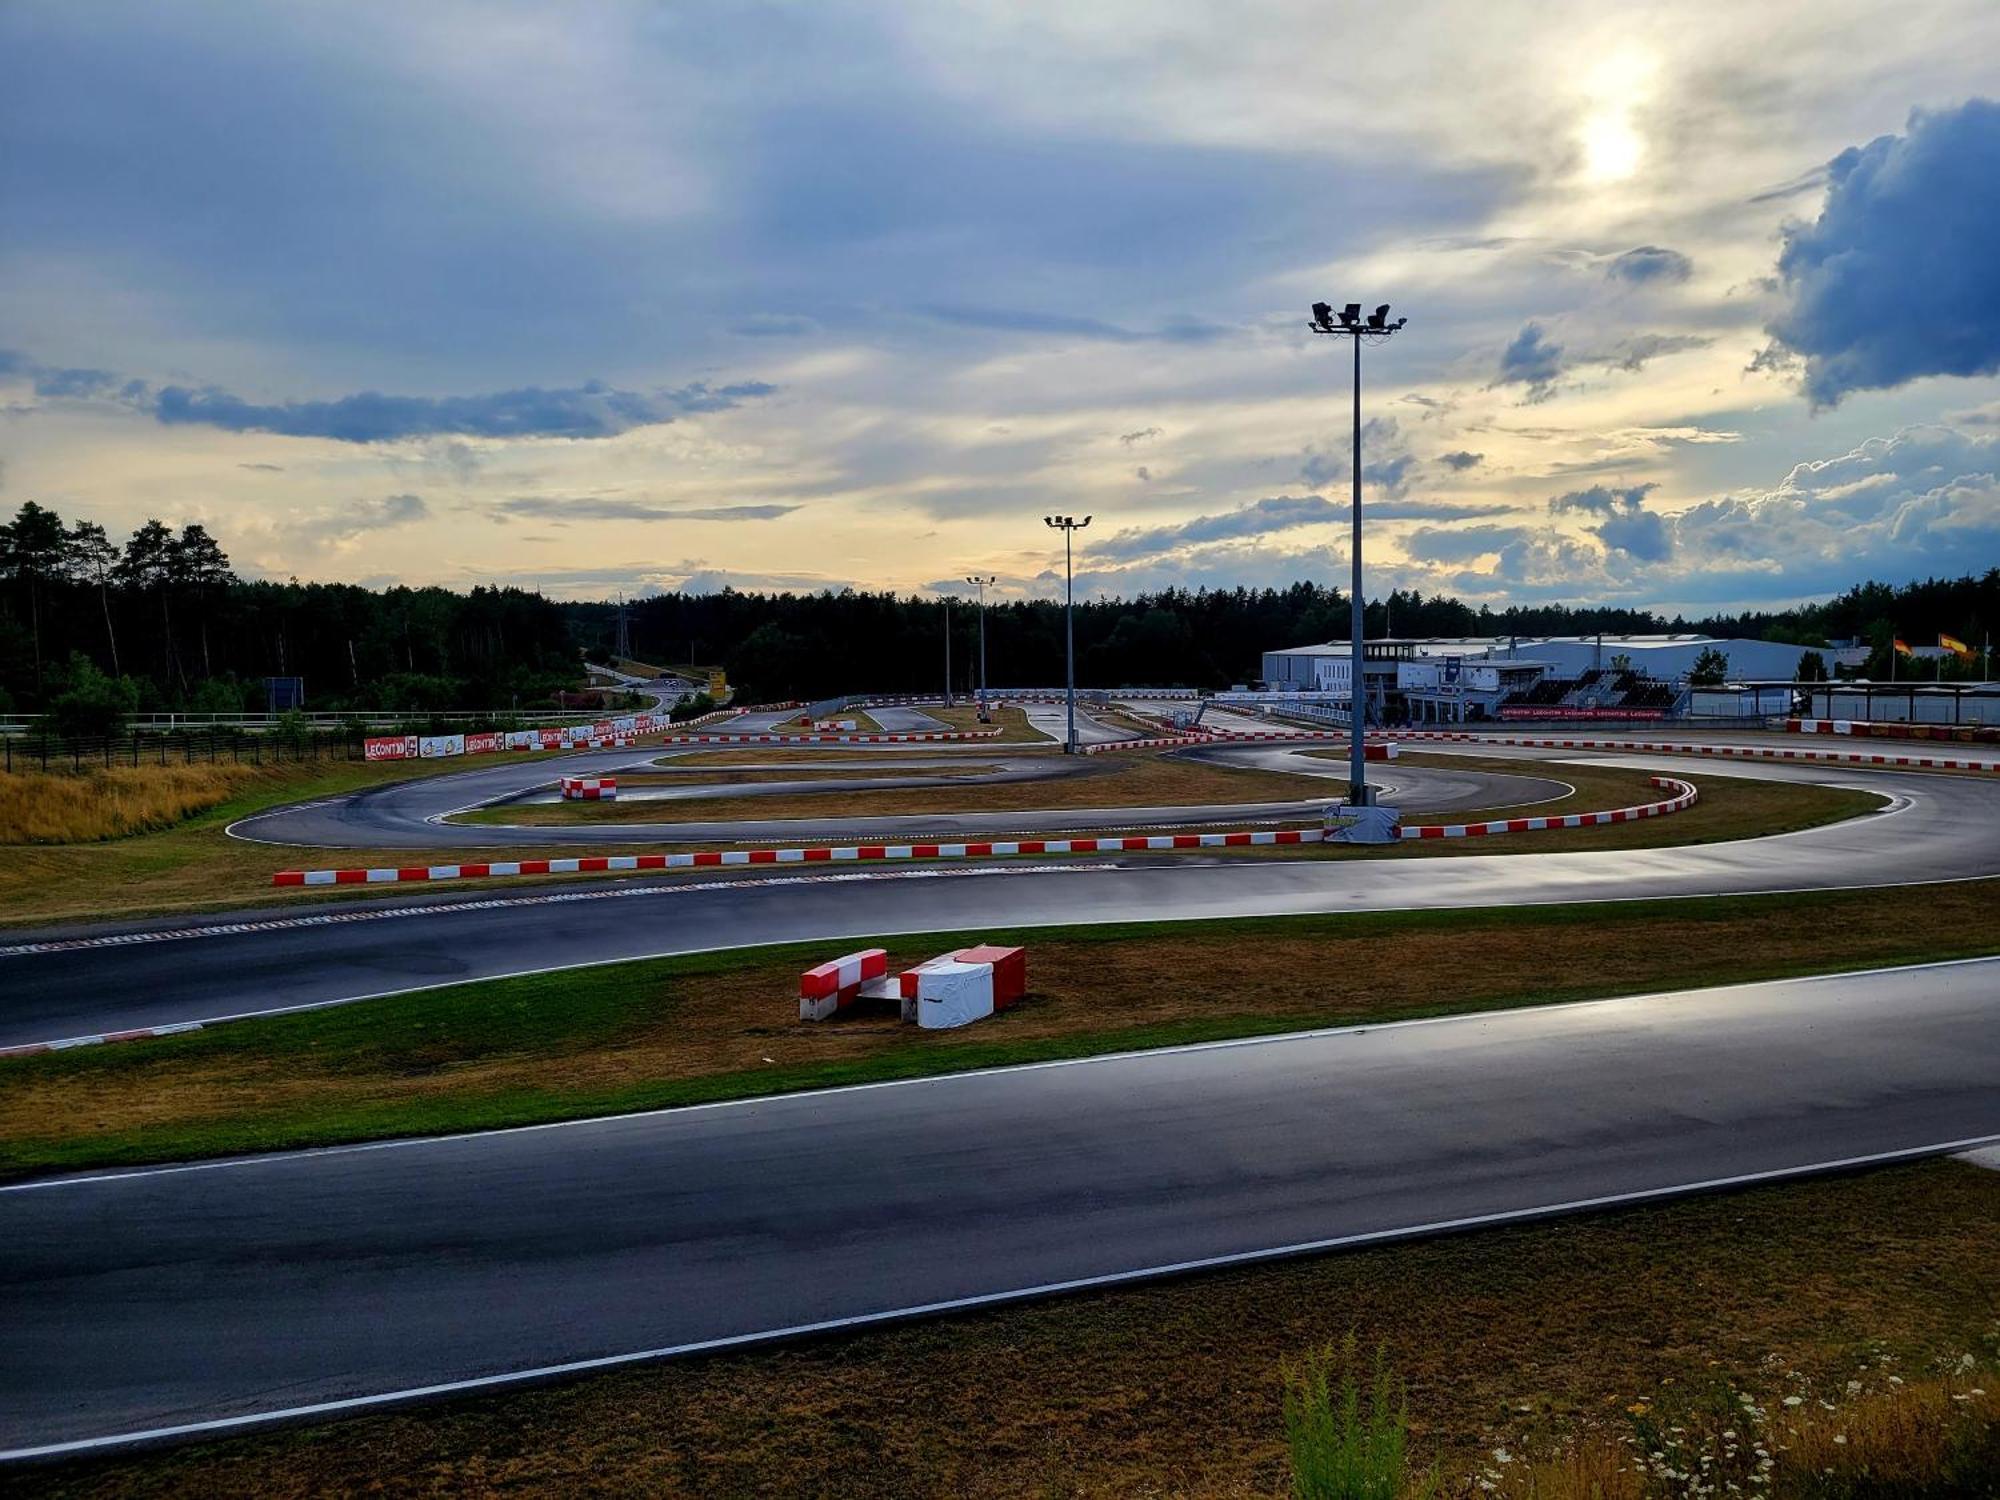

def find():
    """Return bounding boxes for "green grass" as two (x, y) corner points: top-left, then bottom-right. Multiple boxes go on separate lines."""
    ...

(6, 880), (1997, 1179)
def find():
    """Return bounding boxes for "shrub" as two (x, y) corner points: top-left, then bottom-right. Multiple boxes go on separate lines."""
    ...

(46, 653), (139, 739)
(1282, 1335), (1434, 1500)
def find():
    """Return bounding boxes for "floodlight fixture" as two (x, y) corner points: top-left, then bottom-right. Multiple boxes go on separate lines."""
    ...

(1306, 297), (1410, 804)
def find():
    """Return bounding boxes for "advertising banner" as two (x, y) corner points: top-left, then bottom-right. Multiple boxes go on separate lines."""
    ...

(363, 734), (418, 762)
(418, 734), (467, 758)
(465, 731), (502, 755)
(538, 728), (565, 750)
(506, 730), (538, 750)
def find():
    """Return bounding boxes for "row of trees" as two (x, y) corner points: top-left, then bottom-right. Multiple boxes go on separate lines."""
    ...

(6, 501), (1993, 710)
(0, 503), (580, 716)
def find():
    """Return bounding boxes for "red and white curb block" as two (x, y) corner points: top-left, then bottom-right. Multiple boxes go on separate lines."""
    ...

(1393, 730), (2000, 774)
(661, 729), (1004, 745)
(268, 778), (1700, 888)
(560, 776), (617, 800)
(799, 947), (889, 1021)
(0, 1020), (203, 1059)
(1404, 775), (1697, 838)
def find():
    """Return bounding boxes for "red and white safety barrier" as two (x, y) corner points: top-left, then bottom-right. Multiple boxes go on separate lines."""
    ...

(663, 728), (1004, 745)
(799, 947), (890, 1021)
(270, 777), (1699, 886)
(0, 1020), (203, 1059)
(1086, 734), (1399, 756)
(560, 776), (617, 800)
(1783, 717), (1997, 743)
(1403, 775), (1696, 838)
(1393, 730), (2000, 774)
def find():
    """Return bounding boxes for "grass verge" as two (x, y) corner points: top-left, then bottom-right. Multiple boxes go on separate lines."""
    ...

(5, 879), (1994, 1178)
(18, 1159), (1998, 1497)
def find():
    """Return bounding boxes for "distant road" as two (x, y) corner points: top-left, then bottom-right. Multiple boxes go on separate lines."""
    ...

(5, 959), (1995, 1458)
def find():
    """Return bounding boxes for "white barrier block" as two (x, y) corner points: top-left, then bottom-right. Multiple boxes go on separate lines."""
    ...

(917, 960), (996, 1029)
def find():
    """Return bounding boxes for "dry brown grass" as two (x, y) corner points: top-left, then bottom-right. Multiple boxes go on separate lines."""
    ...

(0, 763), (281, 843)
(20, 1161), (1998, 1498)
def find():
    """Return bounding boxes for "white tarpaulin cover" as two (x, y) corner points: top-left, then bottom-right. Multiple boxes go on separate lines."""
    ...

(918, 960), (995, 1030)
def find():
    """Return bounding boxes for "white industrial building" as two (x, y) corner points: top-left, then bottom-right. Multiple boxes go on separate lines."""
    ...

(1255, 634), (1829, 723)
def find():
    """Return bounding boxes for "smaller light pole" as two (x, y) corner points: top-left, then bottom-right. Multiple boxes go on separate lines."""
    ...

(1043, 515), (1091, 752)
(942, 593), (953, 709)
(966, 573), (997, 716)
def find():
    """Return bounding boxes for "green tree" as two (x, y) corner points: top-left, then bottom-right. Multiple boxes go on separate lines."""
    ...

(1688, 646), (1730, 686)
(116, 519), (184, 692)
(1795, 649), (1829, 682)
(46, 652), (140, 739)
(174, 523), (235, 680)
(0, 501), (70, 695)
(65, 519), (122, 678)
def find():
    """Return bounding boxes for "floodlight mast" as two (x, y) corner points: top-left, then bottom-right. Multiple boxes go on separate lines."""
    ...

(1308, 299), (1408, 804)
(1043, 515), (1091, 752)
(965, 574), (997, 707)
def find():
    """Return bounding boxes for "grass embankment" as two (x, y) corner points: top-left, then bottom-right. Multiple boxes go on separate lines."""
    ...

(6, 880), (1994, 1177)
(0, 753), (606, 929)
(0, 763), (282, 842)
(21, 1160), (1998, 1498)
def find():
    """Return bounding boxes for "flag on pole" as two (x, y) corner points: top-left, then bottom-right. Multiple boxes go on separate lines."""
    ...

(1939, 632), (1971, 658)
(1892, 637), (1913, 655)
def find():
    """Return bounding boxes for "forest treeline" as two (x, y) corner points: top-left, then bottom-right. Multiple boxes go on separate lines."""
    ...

(3, 501), (1994, 714)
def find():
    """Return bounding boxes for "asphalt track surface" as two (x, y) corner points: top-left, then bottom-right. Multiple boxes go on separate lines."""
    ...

(227, 743), (1558, 849)
(3, 751), (1993, 1049)
(4, 959), (1996, 1457)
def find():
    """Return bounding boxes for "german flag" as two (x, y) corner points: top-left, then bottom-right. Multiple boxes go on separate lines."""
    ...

(1893, 637), (1913, 655)
(1939, 633), (1971, 658)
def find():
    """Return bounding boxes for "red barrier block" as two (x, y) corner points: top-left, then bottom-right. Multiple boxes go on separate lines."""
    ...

(955, 944), (1026, 1009)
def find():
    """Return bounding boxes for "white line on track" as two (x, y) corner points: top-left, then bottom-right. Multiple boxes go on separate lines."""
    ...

(5, 1126), (1996, 1461)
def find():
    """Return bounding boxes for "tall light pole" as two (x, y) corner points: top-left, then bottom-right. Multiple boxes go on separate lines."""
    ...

(1043, 515), (1090, 752)
(1309, 300), (1407, 805)
(942, 594), (953, 708)
(966, 573), (996, 713)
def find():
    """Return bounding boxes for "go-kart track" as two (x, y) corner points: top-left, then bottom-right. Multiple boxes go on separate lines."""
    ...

(3, 701), (1998, 1460)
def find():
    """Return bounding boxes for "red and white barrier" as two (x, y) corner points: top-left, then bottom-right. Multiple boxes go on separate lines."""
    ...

(798, 947), (890, 1021)
(560, 776), (617, 800)
(0, 1020), (203, 1059)
(661, 729), (1003, 745)
(270, 778), (1699, 886)
(1392, 730), (2000, 774)
(1403, 775), (1696, 838)
(1783, 717), (1997, 743)
(1085, 734), (1399, 757)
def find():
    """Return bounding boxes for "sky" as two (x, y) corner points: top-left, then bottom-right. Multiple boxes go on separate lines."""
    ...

(3, 0), (1998, 613)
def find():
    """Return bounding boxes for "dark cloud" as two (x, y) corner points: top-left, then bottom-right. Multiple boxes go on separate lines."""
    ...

(294, 492), (429, 544)
(494, 497), (799, 522)
(1768, 98), (2000, 406)
(1606, 246), (1693, 285)
(1594, 507), (1672, 561)
(238, 462), (285, 472)
(919, 305), (1229, 344)
(1604, 333), (1709, 371)
(1094, 494), (1340, 561)
(729, 313), (818, 337)
(1494, 322), (1564, 400)
(1096, 493), (1514, 564)
(1437, 450), (1484, 471)
(152, 378), (775, 443)
(1119, 426), (1162, 445)
(1401, 524), (1530, 563)
(1548, 482), (1657, 516)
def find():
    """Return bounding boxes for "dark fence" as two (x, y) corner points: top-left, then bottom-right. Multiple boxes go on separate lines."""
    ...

(3, 728), (365, 775)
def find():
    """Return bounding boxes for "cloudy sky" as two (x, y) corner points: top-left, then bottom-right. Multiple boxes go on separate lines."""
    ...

(3, 1), (1998, 610)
